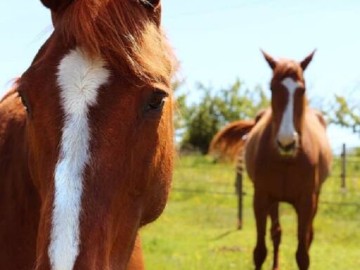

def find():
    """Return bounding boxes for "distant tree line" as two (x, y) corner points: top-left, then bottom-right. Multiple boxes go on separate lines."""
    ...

(174, 79), (269, 154)
(174, 79), (359, 154)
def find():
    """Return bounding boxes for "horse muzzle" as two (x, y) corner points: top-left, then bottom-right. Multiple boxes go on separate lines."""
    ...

(276, 134), (299, 157)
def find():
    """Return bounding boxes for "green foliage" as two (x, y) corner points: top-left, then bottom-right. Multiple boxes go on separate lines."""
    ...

(173, 80), (187, 134)
(177, 79), (269, 154)
(325, 94), (360, 135)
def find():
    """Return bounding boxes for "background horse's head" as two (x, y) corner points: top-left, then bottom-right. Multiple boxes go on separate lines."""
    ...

(262, 50), (315, 157)
(17, 0), (175, 268)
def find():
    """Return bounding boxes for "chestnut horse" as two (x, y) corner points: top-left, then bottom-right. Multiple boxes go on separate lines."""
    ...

(210, 52), (332, 270)
(0, 1), (176, 269)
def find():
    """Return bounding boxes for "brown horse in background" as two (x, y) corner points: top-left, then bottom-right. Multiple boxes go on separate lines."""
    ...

(0, 0), (176, 269)
(210, 51), (332, 270)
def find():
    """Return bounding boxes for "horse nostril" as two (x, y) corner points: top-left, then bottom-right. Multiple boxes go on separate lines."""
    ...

(277, 140), (296, 152)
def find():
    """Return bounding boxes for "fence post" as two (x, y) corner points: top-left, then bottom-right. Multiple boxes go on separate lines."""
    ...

(340, 143), (347, 191)
(235, 172), (243, 230)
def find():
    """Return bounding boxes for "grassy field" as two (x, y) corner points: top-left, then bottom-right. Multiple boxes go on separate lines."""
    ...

(141, 154), (360, 270)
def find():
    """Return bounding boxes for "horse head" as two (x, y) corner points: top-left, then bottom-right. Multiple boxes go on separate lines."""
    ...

(16, 0), (175, 268)
(262, 50), (315, 157)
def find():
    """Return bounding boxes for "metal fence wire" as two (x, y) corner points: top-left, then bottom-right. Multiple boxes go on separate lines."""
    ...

(172, 144), (360, 229)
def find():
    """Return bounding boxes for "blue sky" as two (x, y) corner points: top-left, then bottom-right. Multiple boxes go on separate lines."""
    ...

(0, 0), (359, 150)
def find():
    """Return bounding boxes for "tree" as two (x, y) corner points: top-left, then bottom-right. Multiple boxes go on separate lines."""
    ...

(178, 79), (269, 154)
(323, 94), (360, 136)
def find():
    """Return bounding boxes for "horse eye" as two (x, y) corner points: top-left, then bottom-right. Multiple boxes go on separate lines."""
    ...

(146, 90), (168, 112)
(140, 0), (160, 9)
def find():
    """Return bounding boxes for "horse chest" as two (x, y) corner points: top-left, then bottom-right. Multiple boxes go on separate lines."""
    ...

(253, 154), (317, 201)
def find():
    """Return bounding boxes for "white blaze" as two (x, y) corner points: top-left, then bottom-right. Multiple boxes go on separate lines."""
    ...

(277, 77), (300, 146)
(49, 48), (109, 270)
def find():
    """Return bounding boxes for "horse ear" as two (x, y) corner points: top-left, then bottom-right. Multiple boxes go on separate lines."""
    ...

(40, 0), (74, 12)
(300, 50), (316, 71)
(261, 50), (277, 70)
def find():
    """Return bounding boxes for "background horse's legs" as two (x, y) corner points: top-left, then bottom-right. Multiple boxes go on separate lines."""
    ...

(253, 192), (269, 270)
(295, 195), (317, 270)
(269, 202), (281, 270)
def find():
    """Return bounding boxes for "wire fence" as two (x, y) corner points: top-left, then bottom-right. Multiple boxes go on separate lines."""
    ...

(172, 184), (360, 207)
(173, 144), (360, 199)
(172, 144), (360, 228)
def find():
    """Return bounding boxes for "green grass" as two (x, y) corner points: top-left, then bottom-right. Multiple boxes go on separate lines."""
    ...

(141, 155), (360, 270)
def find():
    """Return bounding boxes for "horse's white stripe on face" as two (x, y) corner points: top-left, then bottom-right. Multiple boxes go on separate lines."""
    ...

(277, 77), (300, 146)
(49, 48), (109, 270)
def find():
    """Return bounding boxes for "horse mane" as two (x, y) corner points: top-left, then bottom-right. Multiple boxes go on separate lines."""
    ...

(56, 0), (176, 84)
(209, 120), (255, 162)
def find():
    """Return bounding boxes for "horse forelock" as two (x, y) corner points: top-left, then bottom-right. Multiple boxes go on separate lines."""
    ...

(271, 60), (304, 85)
(55, 0), (176, 85)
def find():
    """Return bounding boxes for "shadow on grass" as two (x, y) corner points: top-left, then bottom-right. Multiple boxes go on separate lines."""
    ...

(211, 229), (239, 241)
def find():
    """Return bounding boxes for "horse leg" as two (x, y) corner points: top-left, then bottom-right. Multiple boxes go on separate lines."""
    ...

(253, 192), (269, 270)
(309, 195), (319, 247)
(295, 195), (317, 270)
(269, 202), (281, 270)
